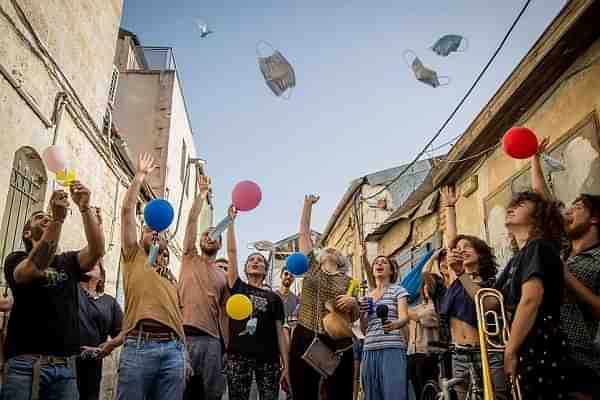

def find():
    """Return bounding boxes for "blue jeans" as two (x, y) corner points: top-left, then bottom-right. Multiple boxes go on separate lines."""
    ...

(116, 337), (185, 400)
(0, 355), (79, 400)
(361, 348), (408, 400)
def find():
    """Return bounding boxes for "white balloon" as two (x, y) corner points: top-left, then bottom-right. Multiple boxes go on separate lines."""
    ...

(42, 145), (67, 173)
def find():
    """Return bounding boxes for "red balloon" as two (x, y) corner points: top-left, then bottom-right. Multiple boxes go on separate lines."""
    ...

(502, 127), (538, 159)
(232, 181), (262, 211)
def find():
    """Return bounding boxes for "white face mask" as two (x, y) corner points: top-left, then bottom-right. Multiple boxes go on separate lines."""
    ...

(410, 57), (449, 88)
(258, 48), (296, 97)
(403, 50), (450, 88)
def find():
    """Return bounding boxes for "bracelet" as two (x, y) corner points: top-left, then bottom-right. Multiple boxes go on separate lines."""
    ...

(445, 205), (455, 208)
(79, 207), (90, 214)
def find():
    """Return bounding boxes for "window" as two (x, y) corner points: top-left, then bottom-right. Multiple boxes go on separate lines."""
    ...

(0, 147), (47, 282)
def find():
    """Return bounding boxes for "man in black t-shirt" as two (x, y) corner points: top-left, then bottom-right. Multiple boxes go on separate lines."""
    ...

(1, 183), (105, 400)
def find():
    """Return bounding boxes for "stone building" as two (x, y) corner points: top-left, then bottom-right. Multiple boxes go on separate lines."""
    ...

(368, 0), (600, 274)
(263, 230), (321, 292)
(0, 0), (125, 396)
(112, 28), (212, 283)
(319, 161), (432, 282)
(0, 2), (210, 397)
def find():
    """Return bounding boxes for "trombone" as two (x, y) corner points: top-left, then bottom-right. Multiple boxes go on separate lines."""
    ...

(474, 288), (522, 400)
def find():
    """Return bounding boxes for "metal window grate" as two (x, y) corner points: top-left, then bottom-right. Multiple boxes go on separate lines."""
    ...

(0, 156), (44, 282)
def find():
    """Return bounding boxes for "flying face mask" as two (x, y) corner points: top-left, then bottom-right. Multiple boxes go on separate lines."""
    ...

(257, 42), (296, 98)
(404, 51), (449, 88)
(431, 34), (468, 57)
(239, 317), (258, 336)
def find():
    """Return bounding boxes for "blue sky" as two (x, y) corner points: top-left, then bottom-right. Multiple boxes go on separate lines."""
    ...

(122, 0), (566, 260)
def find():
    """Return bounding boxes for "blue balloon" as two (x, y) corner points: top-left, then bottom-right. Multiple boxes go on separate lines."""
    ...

(286, 252), (309, 276)
(144, 199), (174, 232)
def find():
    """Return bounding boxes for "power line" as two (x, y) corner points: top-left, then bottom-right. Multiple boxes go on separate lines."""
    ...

(361, 0), (533, 202)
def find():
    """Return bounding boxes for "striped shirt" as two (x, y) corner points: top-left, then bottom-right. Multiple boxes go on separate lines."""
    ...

(364, 284), (408, 351)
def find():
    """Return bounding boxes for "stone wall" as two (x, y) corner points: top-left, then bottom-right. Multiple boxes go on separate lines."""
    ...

(0, 0), (124, 396)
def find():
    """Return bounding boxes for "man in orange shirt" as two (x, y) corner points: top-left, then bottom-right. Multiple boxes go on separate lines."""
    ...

(99, 153), (185, 400)
(179, 176), (229, 400)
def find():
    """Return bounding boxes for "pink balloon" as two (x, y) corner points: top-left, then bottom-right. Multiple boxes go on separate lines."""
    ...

(232, 181), (262, 211)
(42, 145), (67, 173)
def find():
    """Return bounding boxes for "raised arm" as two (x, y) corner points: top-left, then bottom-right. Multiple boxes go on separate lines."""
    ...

(440, 185), (458, 248)
(448, 248), (483, 300)
(14, 191), (69, 284)
(531, 138), (553, 201)
(183, 176), (210, 256)
(70, 182), (105, 272)
(226, 205), (239, 289)
(299, 195), (319, 255)
(361, 243), (375, 289)
(121, 154), (155, 255)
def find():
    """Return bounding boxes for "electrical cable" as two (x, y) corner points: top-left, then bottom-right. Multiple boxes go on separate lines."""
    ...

(361, 0), (533, 202)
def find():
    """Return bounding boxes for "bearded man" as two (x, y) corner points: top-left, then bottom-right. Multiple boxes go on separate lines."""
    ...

(179, 176), (229, 400)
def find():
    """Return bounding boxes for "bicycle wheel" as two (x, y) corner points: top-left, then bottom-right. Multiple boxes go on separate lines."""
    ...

(464, 389), (483, 400)
(421, 381), (443, 400)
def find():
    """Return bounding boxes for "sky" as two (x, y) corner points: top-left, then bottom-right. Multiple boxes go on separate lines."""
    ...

(121, 0), (567, 260)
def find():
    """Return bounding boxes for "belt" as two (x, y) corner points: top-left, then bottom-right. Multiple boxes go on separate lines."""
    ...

(18, 354), (75, 400)
(184, 325), (211, 337)
(127, 330), (178, 342)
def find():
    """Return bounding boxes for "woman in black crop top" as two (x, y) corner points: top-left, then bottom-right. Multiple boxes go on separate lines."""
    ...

(439, 186), (508, 400)
(496, 191), (569, 399)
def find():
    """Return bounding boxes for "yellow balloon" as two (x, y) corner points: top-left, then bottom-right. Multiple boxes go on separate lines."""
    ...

(226, 294), (253, 320)
(56, 169), (77, 187)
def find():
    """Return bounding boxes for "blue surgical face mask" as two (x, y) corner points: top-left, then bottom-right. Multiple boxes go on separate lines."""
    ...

(146, 241), (160, 267)
(431, 34), (467, 57)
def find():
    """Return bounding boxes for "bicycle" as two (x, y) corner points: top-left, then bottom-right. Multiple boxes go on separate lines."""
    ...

(420, 342), (484, 400)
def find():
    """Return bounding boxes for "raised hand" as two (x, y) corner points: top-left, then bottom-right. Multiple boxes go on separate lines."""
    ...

(305, 194), (320, 205)
(228, 204), (238, 221)
(50, 190), (70, 222)
(69, 181), (91, 212)
(536, 137), (549, 156)
(440, 185), (458, 207)
(447, 248), (465, 275)
(136, 153), (156, 177)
